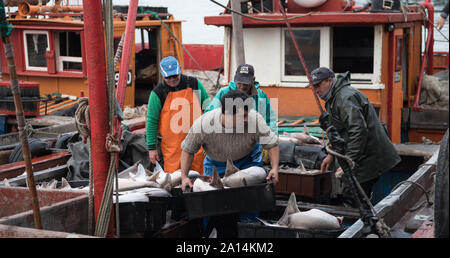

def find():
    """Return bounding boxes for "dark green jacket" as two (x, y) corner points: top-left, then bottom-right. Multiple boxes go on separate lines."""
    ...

(325, 72), (401, 183)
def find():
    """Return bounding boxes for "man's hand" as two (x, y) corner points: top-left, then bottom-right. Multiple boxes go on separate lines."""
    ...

(321, 154), (334, 173)
(266, 168), (279, 185)
(437, 16), (446, 30)
(149, 150), (160, 164)
(181, 176), (193, 191)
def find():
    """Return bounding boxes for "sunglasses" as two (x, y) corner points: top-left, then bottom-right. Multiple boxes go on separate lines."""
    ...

(165, 75), (179, 80)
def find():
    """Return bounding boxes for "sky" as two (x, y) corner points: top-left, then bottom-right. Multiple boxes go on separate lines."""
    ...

(113, 0), (229, 44)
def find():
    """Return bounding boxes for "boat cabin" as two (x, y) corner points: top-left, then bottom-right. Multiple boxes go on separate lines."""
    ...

(205, 0), (449, 143)
(0, 2), (185, 108)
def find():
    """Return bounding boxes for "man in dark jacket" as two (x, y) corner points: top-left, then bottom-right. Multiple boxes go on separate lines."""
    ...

(311, 67), (401, 206)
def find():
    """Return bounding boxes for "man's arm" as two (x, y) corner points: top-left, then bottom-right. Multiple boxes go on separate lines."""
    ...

(264, 92), (278, 135)
(266, 145), (279, 184)
(339, 95), (368, 164)
(197, 79), (212, 112)
(146, 91), (162, 163)
(180, 150), (195, 190)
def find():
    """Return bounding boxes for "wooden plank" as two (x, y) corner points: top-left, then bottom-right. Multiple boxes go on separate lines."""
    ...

(231, 0), (245, 65)
(0, 152), (71, 180)
(0, 224), (95, 238)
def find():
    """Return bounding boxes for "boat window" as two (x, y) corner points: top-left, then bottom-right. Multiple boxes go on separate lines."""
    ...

(23, 30), (49, 71)
(284, 30), (320, 76)
(281, 27), (330, 83)
(55, 31), (82, 72)
(332, 27), (374, 79)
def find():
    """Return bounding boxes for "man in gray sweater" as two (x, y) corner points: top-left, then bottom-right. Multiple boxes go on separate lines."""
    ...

(180, 90), (280, 190)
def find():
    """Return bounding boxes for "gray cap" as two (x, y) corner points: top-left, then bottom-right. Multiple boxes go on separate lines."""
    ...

(310, 67), (335, 86)
(234, 64), (255, 85)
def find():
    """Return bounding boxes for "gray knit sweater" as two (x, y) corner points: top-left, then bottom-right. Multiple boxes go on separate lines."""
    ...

(181, 108), (278, 162)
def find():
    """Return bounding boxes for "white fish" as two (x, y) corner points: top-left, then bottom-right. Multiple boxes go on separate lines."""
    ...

(193, 167), (224, 192)
(170, 170), (200, 187)
(151, 161), (172, 190)
(222, 159), (267, 188)
(114, 187), (171, 203)
(2, 178), (10, 187)
(115, 178), (161, 192)
(277, 193), (342, 230)
(59, 178), (72, 190)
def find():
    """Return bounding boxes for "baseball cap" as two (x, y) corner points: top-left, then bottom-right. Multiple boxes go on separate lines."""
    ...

(234, 64), (255, 85)
(310, 67), (335, 87)
(160, 56), (181, 78)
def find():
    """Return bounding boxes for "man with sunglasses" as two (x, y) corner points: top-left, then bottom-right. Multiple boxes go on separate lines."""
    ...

(311, 67), (400, 207)
(146, 56), (211, 174)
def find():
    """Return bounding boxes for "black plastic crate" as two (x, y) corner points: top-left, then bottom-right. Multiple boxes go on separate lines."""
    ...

(238, 221), (346, 238)
(175, 182), (276, 219)
(114, 197), (170, 234)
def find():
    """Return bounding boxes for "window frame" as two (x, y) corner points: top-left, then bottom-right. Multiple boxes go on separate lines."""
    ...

(332, 25), (383, 85)
(23, 30), (50, 72)
(281, 27), (331, 83)
(54, 31), (83, 73)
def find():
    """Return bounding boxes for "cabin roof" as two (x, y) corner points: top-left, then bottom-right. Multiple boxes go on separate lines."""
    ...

(204, 9), (426, 28)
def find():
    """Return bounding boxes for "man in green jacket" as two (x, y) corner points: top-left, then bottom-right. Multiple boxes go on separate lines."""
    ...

(205, 64), (277, 134)
(312, 67), (401, 207)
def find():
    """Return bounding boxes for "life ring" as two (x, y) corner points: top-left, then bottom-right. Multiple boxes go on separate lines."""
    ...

(292, 0), (328, 8)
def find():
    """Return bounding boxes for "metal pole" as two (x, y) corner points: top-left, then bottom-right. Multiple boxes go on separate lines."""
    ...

(82, 0), (113, 236)
(232, 0), (245, 65)
(0, 0), (42, 230)
(113, 0), (139, 150)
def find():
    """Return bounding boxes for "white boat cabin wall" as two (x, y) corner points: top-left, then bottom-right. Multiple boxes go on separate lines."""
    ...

(224, 25), (385, 90)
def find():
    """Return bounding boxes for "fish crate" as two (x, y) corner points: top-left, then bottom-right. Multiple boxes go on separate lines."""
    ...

(114, 196), (170, 235)
(237, 221), (346, 238)
(174, 182), (276, 219)
(275, 170), (332, 199)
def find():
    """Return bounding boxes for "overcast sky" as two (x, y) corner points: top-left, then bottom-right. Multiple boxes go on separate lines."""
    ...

(113, 0), (229, 44)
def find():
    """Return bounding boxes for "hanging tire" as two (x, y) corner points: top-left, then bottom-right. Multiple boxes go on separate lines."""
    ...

(8, 139), (51, 163)
(434, 129), (449, 238)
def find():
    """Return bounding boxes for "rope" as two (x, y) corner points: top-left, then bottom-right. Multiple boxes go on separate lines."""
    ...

(324, 126), (355, 169)
(75, 97), (90, 136)
(74, 97), (95, 235)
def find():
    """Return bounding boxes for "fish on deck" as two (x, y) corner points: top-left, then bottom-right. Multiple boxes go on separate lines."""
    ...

(259, 192), (342, 230)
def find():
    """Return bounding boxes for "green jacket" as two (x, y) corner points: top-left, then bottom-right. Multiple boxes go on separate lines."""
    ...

(205, 81), (278, 134)
(325, 72), (401, 183)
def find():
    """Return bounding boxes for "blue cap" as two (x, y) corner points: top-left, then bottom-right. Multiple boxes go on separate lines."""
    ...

(310, 67), (335, 86)
(160, 56), (181, 77)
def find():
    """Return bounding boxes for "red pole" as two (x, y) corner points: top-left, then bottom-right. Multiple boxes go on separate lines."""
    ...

(116, 0), (139, 109)
(114, 0), (139, 150)
(82, 0), (114, 236)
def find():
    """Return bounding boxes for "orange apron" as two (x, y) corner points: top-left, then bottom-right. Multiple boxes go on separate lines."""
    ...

(159, 87), (204, 174)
